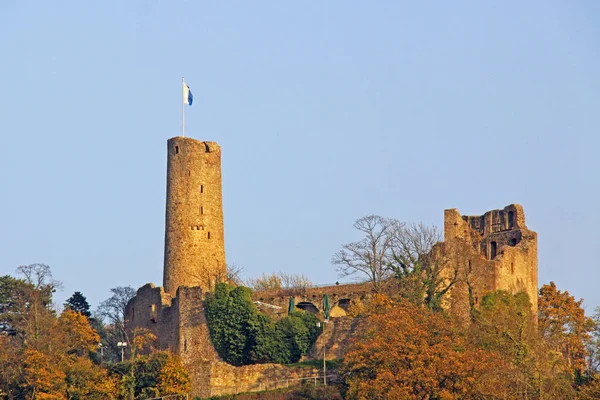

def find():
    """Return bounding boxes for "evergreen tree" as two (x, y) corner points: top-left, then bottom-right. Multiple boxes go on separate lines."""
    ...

(64, 291), (92, 318)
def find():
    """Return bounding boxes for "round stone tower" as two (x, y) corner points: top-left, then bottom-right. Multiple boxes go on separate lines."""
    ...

(163, 137), (226, 296)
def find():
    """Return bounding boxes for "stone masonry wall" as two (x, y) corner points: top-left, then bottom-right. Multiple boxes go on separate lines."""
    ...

(252, 282), (372, 317)
(163, 137), (226, 296)
(127, 285), (327, 398)
(443, 204), (538, 314)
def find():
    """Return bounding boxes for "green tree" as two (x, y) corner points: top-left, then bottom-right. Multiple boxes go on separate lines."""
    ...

(64, 291), (91, 318)
(275, 311), (320, 363)
(470, 290), (577, 398)
(205, 283), (321, 366)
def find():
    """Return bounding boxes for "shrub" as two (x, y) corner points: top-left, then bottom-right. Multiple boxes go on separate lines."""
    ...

(205, 283), (321, 366)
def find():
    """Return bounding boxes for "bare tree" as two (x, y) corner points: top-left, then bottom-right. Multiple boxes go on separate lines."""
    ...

(97, 286), (136, 339)
(332, 215), (396, 292)
(226, 263), (245, 286)
(16, 263), (62, 341)
(246, 271), (313, 291)
(388, 222), (468, 311)
(278, 272), (312, 289)
(246, 273), (282, 290)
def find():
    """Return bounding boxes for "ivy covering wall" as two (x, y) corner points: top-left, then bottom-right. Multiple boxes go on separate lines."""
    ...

(204, 283), (321, 366)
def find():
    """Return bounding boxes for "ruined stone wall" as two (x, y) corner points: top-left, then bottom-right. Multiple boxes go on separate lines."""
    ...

(443, 204), (538, 314)
(163, 137), (226, 296)
(124, 283), (178, 351)
(126, 285), (327, 398)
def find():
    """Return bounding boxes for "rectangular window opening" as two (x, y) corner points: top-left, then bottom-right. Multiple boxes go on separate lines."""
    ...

(490, 241), (497, 260)
(175, 145), (179, 154)
(207, 232), (211, 239)
(201, 206), (204, 215)
(200, 185), (204, 194)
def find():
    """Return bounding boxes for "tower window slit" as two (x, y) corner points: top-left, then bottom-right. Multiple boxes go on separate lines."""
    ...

(200, 185), (204, 194)
(175, 146), (179, 154)
(207, 232), (211, 239)
(201, 206), (204, 215)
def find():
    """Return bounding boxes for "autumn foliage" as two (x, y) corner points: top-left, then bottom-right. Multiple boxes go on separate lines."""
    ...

(0, 266), (190, 400)
(342, 295), (504, 399)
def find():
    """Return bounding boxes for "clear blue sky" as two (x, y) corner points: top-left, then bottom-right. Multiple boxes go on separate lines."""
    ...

(1, 1), (599, 313)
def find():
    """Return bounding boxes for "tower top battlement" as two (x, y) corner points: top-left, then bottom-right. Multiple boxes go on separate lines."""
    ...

(167, 137), (220, 153)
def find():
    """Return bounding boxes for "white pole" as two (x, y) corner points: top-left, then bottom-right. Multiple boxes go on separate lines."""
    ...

(181, 77), (185, 137)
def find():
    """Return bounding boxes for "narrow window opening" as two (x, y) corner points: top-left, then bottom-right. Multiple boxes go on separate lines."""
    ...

(200, 206), (204, 215)
(184, 339), (187, 352)
(490, 241), (497, 260)
(510, 238), (517, 246)
(188, 170), (191, 176)
(175, 146), (179, 154)
(150, 304), (157, 323)
(207, 232), (211, 239)
(200, 185), (204, 194)
(508, 211), (515, 229)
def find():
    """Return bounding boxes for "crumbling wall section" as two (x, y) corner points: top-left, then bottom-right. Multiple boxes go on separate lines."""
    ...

(443, 204), (538, 314)
(125, 283), (178, 350)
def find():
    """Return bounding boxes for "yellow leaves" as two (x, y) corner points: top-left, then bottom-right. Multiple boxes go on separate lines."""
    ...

(64, 357), (119, 399)
(57, 309), (100, 355)
(157, 353), (191, 396)
(23, 349), (67, 400)
(539, 281), (594, 373)
(132, 327), (157, 356)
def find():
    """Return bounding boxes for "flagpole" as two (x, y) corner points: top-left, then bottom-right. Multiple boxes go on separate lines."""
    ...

(181, 77), (185, 137)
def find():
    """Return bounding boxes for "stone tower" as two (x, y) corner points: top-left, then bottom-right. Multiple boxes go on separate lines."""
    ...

(163, 137), (226, 296)
(443, 204), (538, 316)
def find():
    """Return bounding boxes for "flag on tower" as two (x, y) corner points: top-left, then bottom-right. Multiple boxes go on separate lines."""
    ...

(183, 81), (193, 106)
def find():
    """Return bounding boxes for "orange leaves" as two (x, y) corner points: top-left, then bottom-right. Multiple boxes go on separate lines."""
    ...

(539, 281), (594, 373)
(342, 300), (501, 399)
(132, 327), (157, 358)
(157, 354), (192, 395)
(23, 349), (67, 399)
(57, 309), (100, 355)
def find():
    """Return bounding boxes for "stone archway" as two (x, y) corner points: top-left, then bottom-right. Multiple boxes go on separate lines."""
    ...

(337, 298), (352, 312)
(296, 301), (319, 314)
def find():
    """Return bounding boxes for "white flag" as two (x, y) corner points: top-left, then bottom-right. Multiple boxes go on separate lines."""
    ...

(183, 81), (193, 106)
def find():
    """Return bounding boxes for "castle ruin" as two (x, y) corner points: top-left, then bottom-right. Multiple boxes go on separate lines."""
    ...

(443, 204), (538, 318)
(125, 137), (539, 396)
